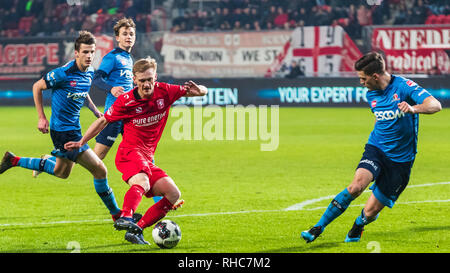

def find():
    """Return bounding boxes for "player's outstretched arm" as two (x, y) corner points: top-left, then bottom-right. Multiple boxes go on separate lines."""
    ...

(85, 94), (103, 118)
(64, 116), (109, 150)
(398, 96), (442, 115)
(184, 80), (208, 97)
(32, 78), (50, 134)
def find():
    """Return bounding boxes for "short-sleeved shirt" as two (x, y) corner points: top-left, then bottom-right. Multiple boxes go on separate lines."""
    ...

(44, 60), (94, 131)
(366, 75), (432, 162)
(97, 47), (133, 111)
(104, 82), (186, 159)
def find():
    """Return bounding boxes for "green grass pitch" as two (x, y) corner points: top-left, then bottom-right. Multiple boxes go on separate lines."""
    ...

(0, 106), (448, 253)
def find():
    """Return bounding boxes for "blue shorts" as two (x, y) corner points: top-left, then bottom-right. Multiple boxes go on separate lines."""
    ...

(357, 144), (414, 208)
(50, 129), (89, 162)
(95, 120), (123, 147)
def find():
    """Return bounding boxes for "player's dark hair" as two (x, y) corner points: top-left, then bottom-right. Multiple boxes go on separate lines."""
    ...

(114, 18), (136, 36)
(354, 52), (385, 75)
(74, 31), (96, 51)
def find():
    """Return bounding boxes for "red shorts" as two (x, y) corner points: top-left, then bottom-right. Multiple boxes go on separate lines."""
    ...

(115, 147), (168, 197)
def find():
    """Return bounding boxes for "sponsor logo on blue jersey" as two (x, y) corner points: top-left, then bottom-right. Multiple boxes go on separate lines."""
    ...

(120, 69), (133, 79)
(374, 109), (405, 121)
(67, 91), (89, 100)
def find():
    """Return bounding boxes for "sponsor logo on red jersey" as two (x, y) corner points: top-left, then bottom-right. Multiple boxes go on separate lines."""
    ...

(132, 112), (167, 127)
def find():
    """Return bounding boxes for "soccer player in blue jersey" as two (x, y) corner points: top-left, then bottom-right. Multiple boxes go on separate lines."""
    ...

(301, 52), (442, 243)
(0, 31), (124, 221)
(92, 18), (135, 161)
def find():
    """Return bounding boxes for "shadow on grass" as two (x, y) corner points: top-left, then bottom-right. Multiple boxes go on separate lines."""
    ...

(0, 243), (165, 253)
(256, 241), (342, 253)
(369, 224), (450, 238)
(0, 212), (109, 222)
(0, 221), (108, 231)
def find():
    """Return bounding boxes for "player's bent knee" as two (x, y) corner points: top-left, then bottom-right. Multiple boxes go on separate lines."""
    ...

(347, 183), (364, 197)
(166, 186), (181, 204)
(53, 165), (71, 179)
(348, 176), (371, 197)
(98, 162), (108, 177)
(92, 161), (107, 179)
(54, 169), (70, 179)
(129, 173), (151, 193)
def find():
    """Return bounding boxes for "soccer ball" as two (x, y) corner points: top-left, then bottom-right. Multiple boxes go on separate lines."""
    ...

(152, 220), (182, 249)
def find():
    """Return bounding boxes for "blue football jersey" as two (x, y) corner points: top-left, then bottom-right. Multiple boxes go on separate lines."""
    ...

(366, 75), (432, 162)
(44, 60), (94, 131)
(97, 47), (133, 111)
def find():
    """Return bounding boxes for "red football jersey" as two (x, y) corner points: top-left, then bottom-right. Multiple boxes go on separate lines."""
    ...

(104, 82), (186, 158)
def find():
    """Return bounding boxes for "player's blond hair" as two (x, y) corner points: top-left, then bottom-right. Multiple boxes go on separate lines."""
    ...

(133, 57), (157, 75)
(113, 17), (136, 36)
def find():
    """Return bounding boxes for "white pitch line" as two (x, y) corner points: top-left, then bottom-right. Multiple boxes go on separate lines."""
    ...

(0, 181), (448, 227)
(284, 181), (450, 211)
(0, 219), (111, 227)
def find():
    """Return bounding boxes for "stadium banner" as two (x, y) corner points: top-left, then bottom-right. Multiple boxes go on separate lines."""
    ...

(0, 35), (113, 80)
(164, 76), (450, 107)
(371, 25), (450, 74)
(2, 77), (449, 107)
(161, 30), (291, 78)
(267, 26), (362, 77)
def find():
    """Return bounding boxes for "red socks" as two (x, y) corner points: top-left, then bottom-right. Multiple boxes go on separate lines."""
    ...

(120, 184), (145, 218)
(120, 184), (175, 230)
(137, 196), (173, 229)
(11, 156), (20, 166)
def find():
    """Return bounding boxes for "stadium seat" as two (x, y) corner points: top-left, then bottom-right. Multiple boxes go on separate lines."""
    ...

(338, 18), (349, 27)
(425, 15), (437, 24)
(436, 14), (446, 24)
(96, 13), (106, 26)
(18, 17), (33, 34)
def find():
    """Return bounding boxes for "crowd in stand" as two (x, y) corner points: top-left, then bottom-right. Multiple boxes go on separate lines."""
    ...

(170, 0), (450, 39)
(0, 0), (449, 39)
(0, 0), (156, 38)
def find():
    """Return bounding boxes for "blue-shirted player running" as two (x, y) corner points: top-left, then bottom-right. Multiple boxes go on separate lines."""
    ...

(301, 52), (442, 243)
(92, 18), (135, 161)
(0, 31), (125, 221)
(91, 18), (183, 208)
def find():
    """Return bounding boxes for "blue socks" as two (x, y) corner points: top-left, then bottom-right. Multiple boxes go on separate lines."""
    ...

(355, 209), (378, 226)
(18, 156), (56, 175)
(316, 188), (354, 230)
(93, 178), (121, 215)
(153, 196), (163, 203)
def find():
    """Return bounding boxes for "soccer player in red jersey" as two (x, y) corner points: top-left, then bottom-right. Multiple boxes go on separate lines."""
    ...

(64, 57), (208, 244)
